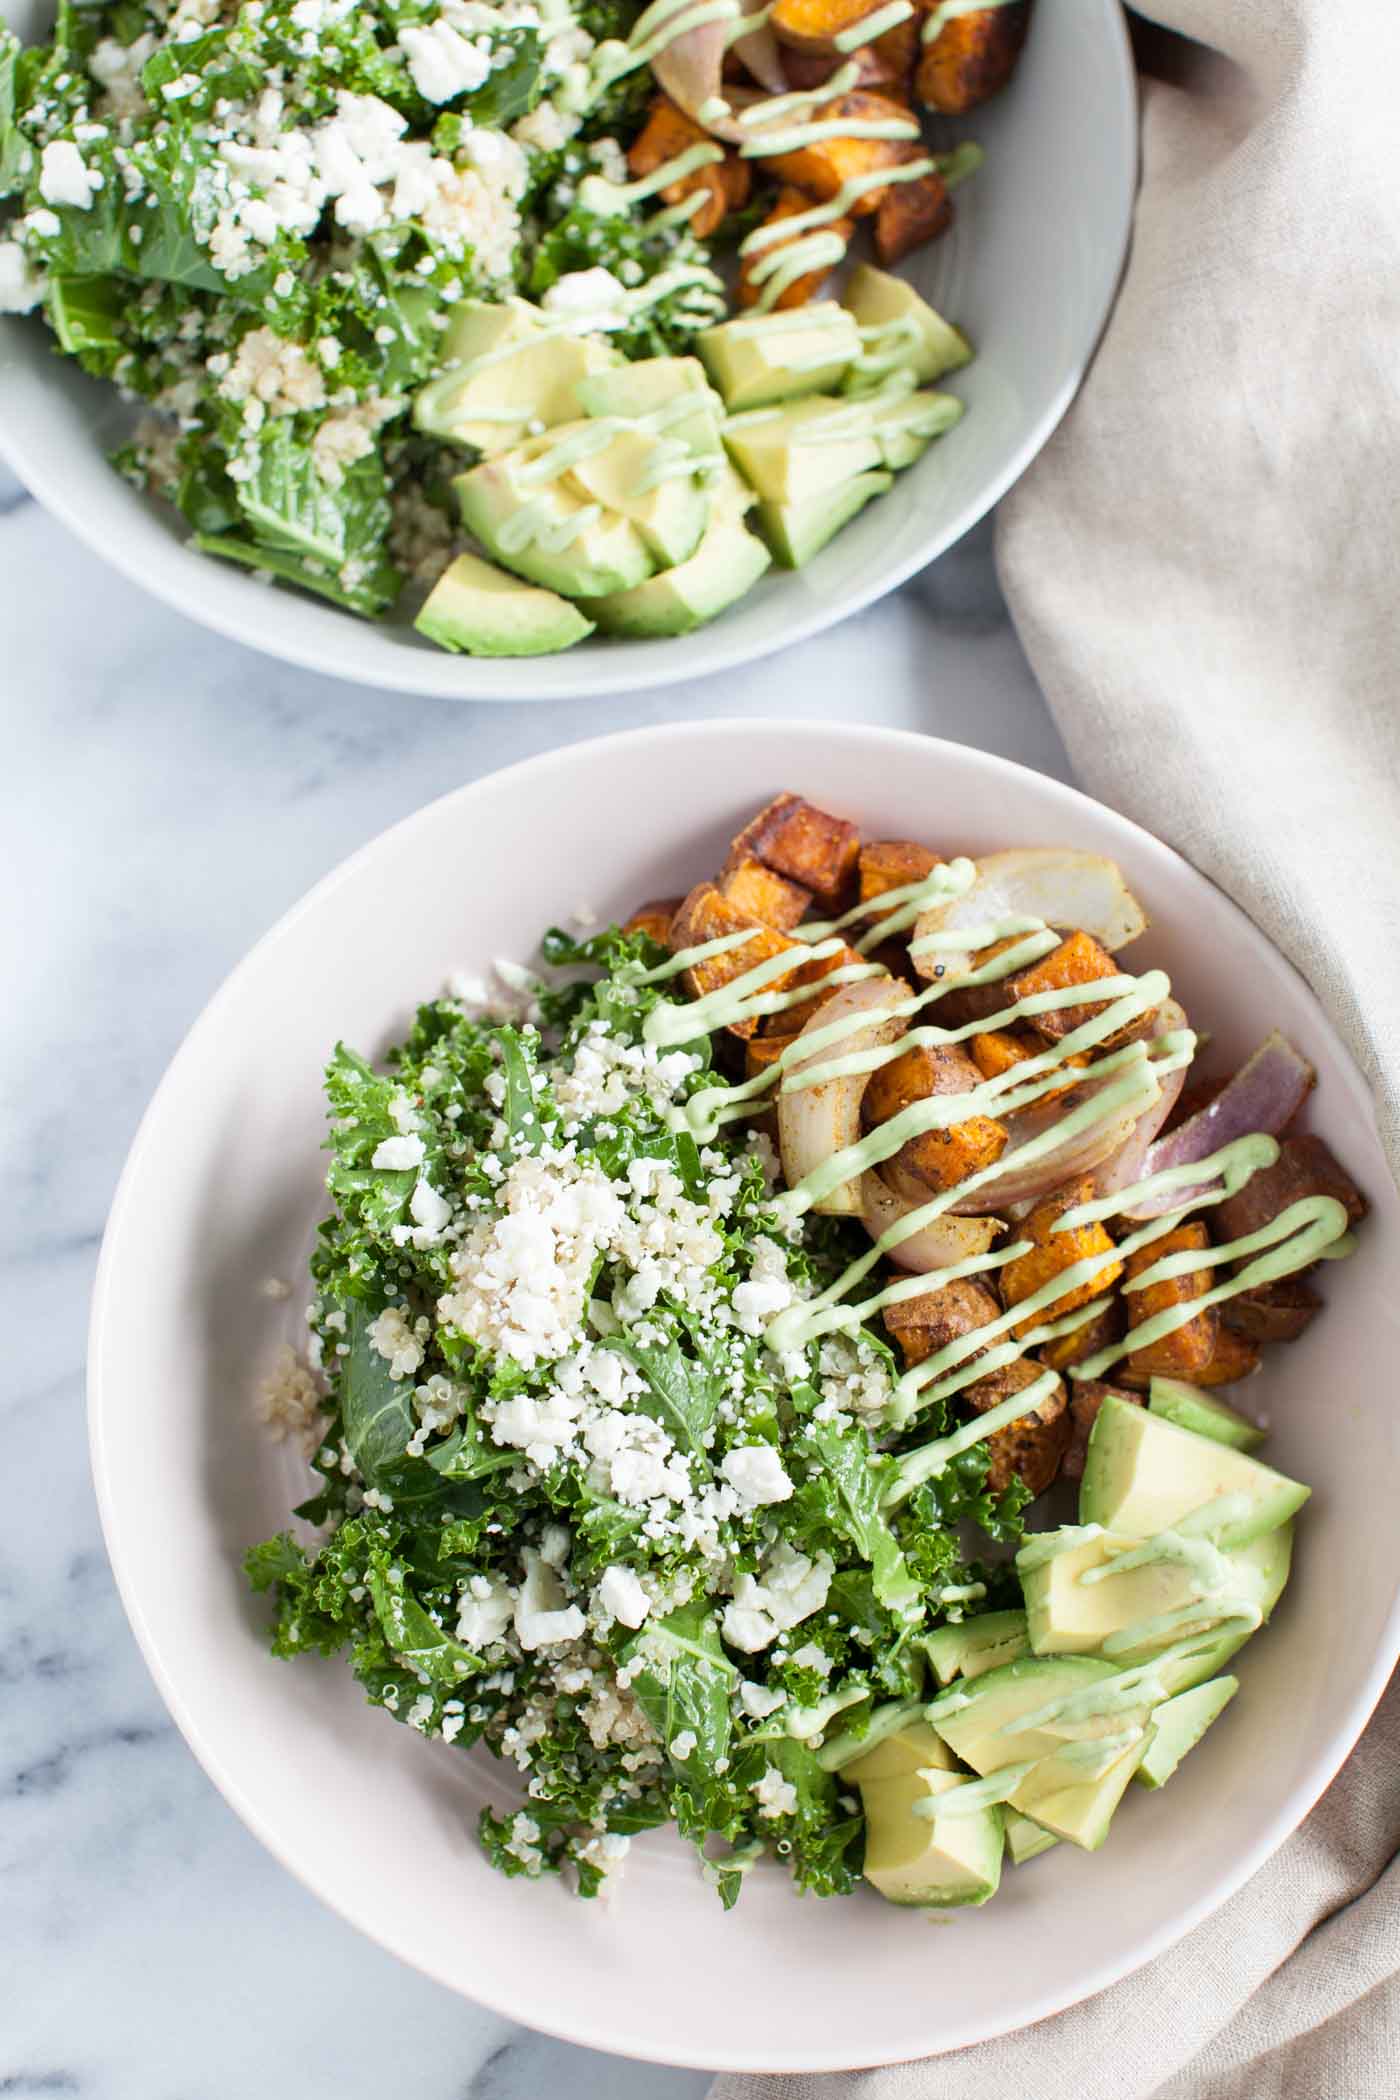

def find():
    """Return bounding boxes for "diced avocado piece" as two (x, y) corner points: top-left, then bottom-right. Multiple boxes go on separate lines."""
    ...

(414, 551), (594, 658)
(1135, 1677), (1239, 1790)
(553, 422), (708, 569)
(582, 511), (770, 638)
(416, 314), (619, 455)
(842, 264), (973, 385)
(1154, 1524), (1293, 1696)
(1149, 1378), (1265, 1452)
(709, 458), (758, 520)
(455, 457), (653, 598)
(1004, 1810), (1059, 1865)
(723, 396), (881, 506)
(757, 469), (892, 569)
(698, 303), (862, 411)
(435, 297), (543, 369)
(1081, 1397), (1307, 1549)
(871, 389), (965, 470)
(922, 1611), (1030, 1687)
(845, 1722), (956, 1785)
(858, 1766), (1004, 1908)
(1020, 1526), (1244, 1662)
(575, 355), (724, 460)
(1012, 1733), (1148, 1850)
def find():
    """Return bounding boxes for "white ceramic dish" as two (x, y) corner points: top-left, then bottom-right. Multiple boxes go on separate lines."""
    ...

(0, 0), (1135, 700)
(90, 720), (1400, 2072)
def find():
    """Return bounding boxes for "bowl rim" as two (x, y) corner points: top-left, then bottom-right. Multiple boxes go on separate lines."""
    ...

(87, 718), (1400, 2070)
(0, 7), (1137, 702)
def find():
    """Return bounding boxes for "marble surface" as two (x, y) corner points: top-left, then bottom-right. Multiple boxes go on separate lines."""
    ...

(0, 457), (1067, 2099)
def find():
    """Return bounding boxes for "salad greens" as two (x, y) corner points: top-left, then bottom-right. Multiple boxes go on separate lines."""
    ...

(248, 922), (1031, 1903)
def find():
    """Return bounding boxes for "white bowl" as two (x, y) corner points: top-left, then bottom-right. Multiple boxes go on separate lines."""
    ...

(90, 720), (1400, 2072)
(0, 1), (1134, 700)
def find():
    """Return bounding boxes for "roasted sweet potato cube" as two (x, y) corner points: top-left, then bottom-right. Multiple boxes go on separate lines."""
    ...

(864, 1041), (1008, 1196)
(770, 0), (881, 50)
(731, 792), (861, 902)
(999, 1178), (1124, 1339)
(771, 940), (872, 1032)
(962, 1358), (1069, 1498)
(999, 930), (1143, 1046)
(759, 91), (919, 212)
(863, 1040), (980, 1126)
(627, 95), (749, 239)
(969, 1027), (1087, 1105)
(881, 1275), (1000, 1368)
(668, 881), (802, 1039)
(915, 0), (1032, 114)
(858, 838), (942, 904)
(1061, 1380), (1141, 1482)
(721, 854), (812, 932)
(745, 1032), (799, 1081)
(1038, 1297), (1123, 1373)
(623, 896), (681, 947)
(874, 168), (953, 265)
(1223, 1277), (1322, 1344)
(1190, 1324), (1262, 1388)
(1215, 1134), (1368, 1246)
(1122, 1221), (1218, 1381)
(737, 187), (854, 309)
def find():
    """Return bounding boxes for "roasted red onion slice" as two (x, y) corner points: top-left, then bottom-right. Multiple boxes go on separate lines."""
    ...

(1124, 1030), (1316, 1220)
(776, 979), (909, 1217)
(948, 1074), (1153, 1214)
(1088, 1000), (1189, 1201)
(653, 0), (785, 138)
(862, 1172), (1004, 1272)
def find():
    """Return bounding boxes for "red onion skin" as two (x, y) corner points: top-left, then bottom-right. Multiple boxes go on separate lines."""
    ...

(1126, 1031), (1315, 1220)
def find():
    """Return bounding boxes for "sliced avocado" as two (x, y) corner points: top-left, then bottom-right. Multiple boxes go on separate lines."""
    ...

(1012, 1733), (1147, 1850)
(1135, 1676), (1239, 1790)
(859, 1766), (1004, 1908)
(1154, 1524), (1293, 1696)
(553, 421), (709, 568)
(1020, 1526), (1241, 1661)
(723, 395), (881, 506)
(757, 469), (892, 569)
(414, 551), (594, 658)
(871, 389), (965, 470)
(698, 303), (862, 411)
(1149, 1378), (1265, 1452)
(455, 456), (653, 598)
(842, 264), (973, 385)
(575, 354), (724, 460)
(582, 510), (770, 638)
(416, 305), (619, 455)
(845, 1721), (956, 1785)
(1004, 1809), (1059, 1865)
(1080, 1397), (1307, 1548)
(922, 1610), (1030, 1687)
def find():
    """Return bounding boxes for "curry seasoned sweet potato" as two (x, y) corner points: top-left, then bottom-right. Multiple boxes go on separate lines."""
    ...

(874, 168), (953, 265)
(998, 930), (1144, 1046)
(628, 95), (750, 239)
(998, 1177), (1124, 1339)
(962, 1357), (1069, 1498)
(780, 18), (919, 94)
(969, 1026), (1088, 1105)
(720, 854), (812, 931)
(759, 90), (920, 212)
(864, 1041), (1009, 1196)
(1223, 1276), (1322, 1344)
(668, 881), (803, 1039)
(624, 896), (681, 946)
(882, 1274), (1001, 1368)
(859, 838), (943, 904)
(1121, 1220), (1218, 1382)
(1038, 1297), (1123, 1373)
(770, 940), (873, 1031)
(737, 187), (855, 309)
(731, 792), (861, 903)
(1062, 1380), (1141, 1483)
(1190, 1324), (1262, 1388)
(770, 0), (884, 52)
(915, 0), (1032, 115)
(1215, 1135), (1368, 1245)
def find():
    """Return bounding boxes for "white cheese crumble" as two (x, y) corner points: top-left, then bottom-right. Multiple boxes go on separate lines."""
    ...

(597, 1563), (650, 1629)
(738, 1680), (786, 1719)
(722, 1543), (834, 1654)
(720, 1444), (794, 1508)
(751, 1765), (799, 1819)
(400, 18), (493, 103)
(541, 265), (628, 333)
(456, 1574), (514, 1649)
(39, 140), (101, 209)
(0, 242), (44, 315)
(371, 1133), (426, 1171)
(513, 1548), (586, 1650)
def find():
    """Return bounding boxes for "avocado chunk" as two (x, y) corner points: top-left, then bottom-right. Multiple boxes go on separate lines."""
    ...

(858, 1765), (1004, 1908)
(757, 469), (892, 569)
(1080, 1395), (1308, 1549)
(416, 301), (619, 455)
(538, 420), (708, 569)
(1012, 1732), (1148, 1850)
(724, 396), (881, 506)
(414, 551), (594, 658)
(1153, 1524), (1293, 1696)
(582, 511), (770, 638)
(871, 389), (965, 470)
(1135, 1677), (1239, 1790)
(575, 355), (724, 460)
(1004, 1810), (1059, 1865)
(455, 455), (653, 598)
(698, 303), (862, 411)
(922, 1610), (1030, 1687)
(1020, 1525), (1269, 1664)
(1149, 1378), (1265, 1452)
(842, 264), (973, 385)
(845, 1721), (956, 1784)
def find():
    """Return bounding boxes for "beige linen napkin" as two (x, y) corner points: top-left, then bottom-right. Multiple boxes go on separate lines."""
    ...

(711, 3), (1400, 2092)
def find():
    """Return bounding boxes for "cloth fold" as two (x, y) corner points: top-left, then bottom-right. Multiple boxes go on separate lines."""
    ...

(711, 3), (1400, 2092)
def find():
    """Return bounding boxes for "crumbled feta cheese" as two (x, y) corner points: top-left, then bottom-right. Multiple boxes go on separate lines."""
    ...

(370, 1133), (426, 1171)
(541, 265), (627, 333)
(751, 1765), (799, 1819)
(456, 1575), (514, 1648)
(597, 1564), (650, 1629)
(408, 1177), (452, 1241)
(513, 1548), (586, 1650)
(738, 1680), (786, 1719)
(400, 18), (493, 103)
(39, 140), (100, 210)
(0, 242), (44, 315)
(722, 1543), (834, 1653)
(721, 1444), (793, 1508)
